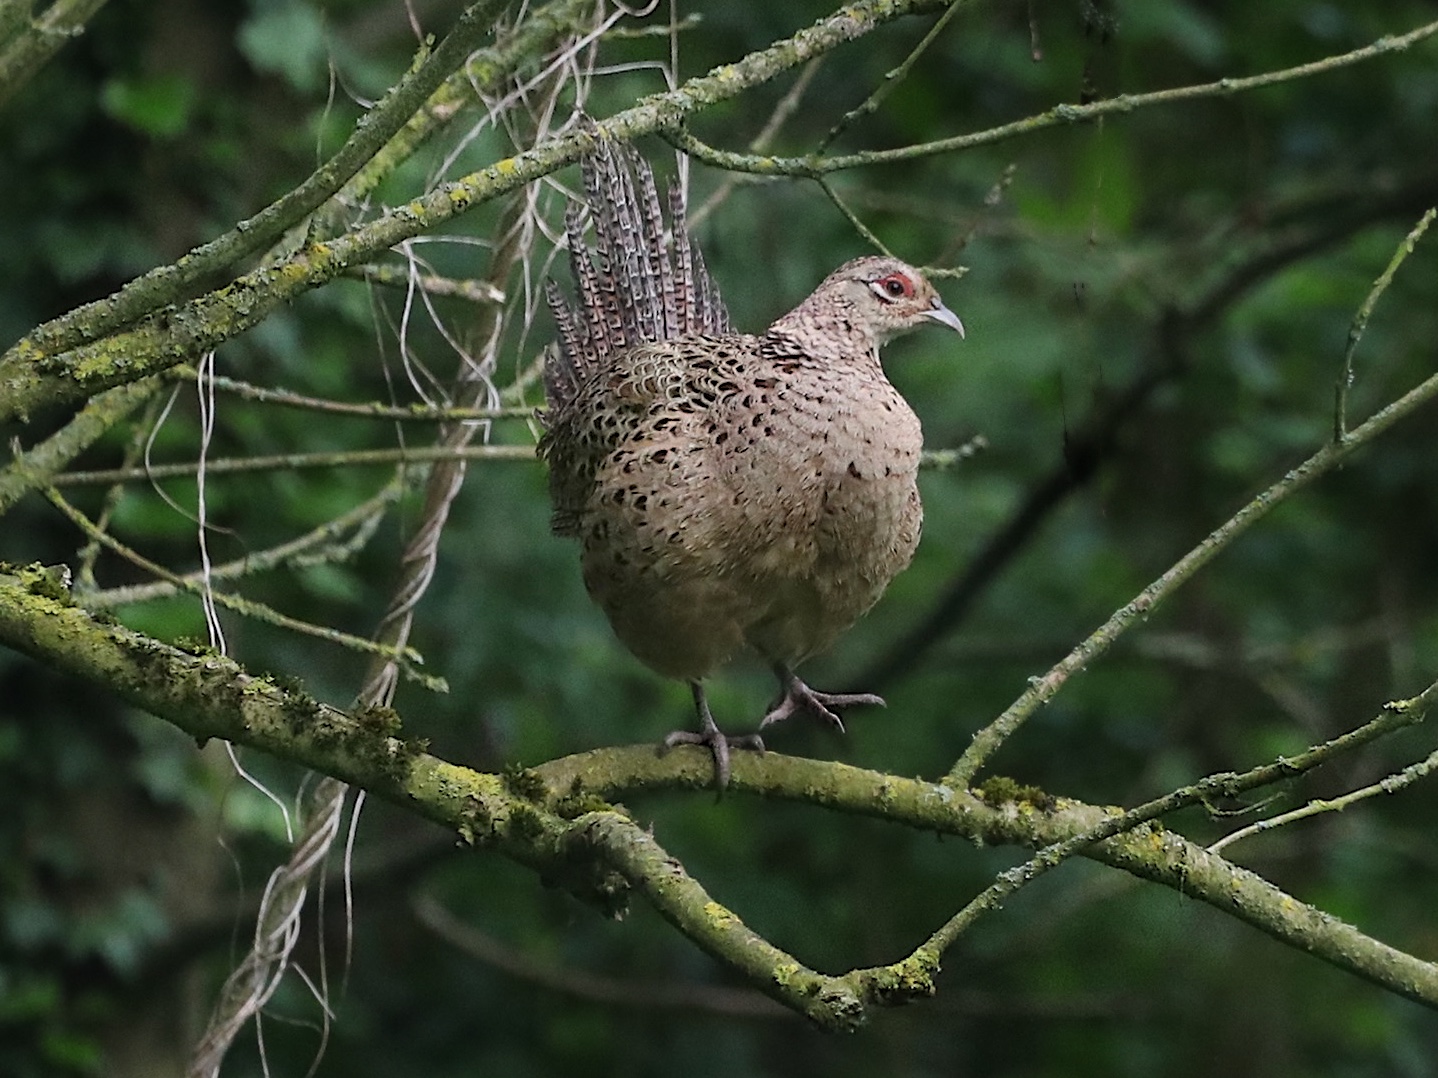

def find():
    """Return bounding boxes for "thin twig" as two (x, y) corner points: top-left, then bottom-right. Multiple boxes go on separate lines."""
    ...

(77, 391), (167, 588)
(82, 477), (405, 609)
(817, 176), (893, 255)
(1208, 745), (1438, 855)
(50, 444), (538, 486)
(412, 892), (791, 1019)
(43, 486), (434, 676)
(51, 442), (974, 486)
(1334, 207), (1435, 440)
(347, 263), (506, 305)
(169, 367), (533, 421)
(688, 57), (825, 228)
(601, 12), (702, 38)
(817, 0), (965, 151)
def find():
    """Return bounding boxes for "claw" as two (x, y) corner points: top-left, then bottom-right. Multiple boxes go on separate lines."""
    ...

(760, 665), (885, 733)
(660, 682), (765, 789)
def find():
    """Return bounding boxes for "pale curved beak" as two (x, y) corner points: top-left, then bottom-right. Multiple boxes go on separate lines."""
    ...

(923, 297), (965, 338)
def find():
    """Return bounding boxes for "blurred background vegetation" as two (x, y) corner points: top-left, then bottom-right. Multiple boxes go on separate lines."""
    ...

(2, 0), (1438, 1075)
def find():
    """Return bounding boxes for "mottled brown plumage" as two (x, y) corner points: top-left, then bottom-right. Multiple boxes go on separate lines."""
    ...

(540, 141), (963, 785)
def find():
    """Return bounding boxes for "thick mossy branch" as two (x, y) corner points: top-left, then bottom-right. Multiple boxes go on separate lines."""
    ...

(534, 723), (1438, 1017)
(4, 566), (1434, 1023)
(0, 566), (623, 910)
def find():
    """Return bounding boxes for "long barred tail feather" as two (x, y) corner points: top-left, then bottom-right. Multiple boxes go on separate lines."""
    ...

(542, 138), (727, 415)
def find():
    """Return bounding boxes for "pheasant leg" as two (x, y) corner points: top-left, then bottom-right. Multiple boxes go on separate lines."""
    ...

(662, 681), (765, 789)
(759, 664), (885, 734)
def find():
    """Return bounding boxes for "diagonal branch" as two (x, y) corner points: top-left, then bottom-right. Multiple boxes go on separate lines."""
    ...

(948, 375), (1438, 785)
(948, 214), (1438, 785)
(0, 376), (161, 514)
(43, 487), (429, 673)
(15, 0), (515, 363)
(81, 476), (403, 609)
(0, 0), (954, 423)
(0, 0), (108, 110)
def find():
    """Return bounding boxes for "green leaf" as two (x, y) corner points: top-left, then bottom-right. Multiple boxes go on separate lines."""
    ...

(99, 74), (195, 139)
(239, 2), (329, 93)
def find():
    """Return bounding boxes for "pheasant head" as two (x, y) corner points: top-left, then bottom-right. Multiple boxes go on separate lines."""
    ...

(768, 255), (964, 361)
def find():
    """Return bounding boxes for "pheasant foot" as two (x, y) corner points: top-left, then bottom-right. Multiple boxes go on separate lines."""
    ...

(759, 665), (885, 734)
(661, 681), (765, 789)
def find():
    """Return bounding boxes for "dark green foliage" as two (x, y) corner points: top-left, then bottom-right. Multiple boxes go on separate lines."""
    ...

(3, 1), (1438, 1076)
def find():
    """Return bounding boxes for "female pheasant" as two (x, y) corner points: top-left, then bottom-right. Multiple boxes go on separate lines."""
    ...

(540, 140), (964, 786)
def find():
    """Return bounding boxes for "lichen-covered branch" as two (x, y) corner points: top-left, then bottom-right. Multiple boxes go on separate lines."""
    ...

(663, 16), (1438, 177)
(2, 565), (1433, 1026)
(9, 0), (514, 368)
(532, 690), (1438, 1018)
(0, 0), (108, 110)
(0, 0), (951, 423)
(0, 565), (623, 909)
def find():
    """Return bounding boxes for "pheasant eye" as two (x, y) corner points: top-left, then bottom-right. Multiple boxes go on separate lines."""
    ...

(873, 274), (914, 301)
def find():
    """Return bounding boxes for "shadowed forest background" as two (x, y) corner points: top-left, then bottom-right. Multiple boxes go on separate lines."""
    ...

(3, 0), (1438, 1075)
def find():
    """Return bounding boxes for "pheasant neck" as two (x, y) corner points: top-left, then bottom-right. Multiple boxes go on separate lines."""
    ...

(767, 303), (886, 368)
